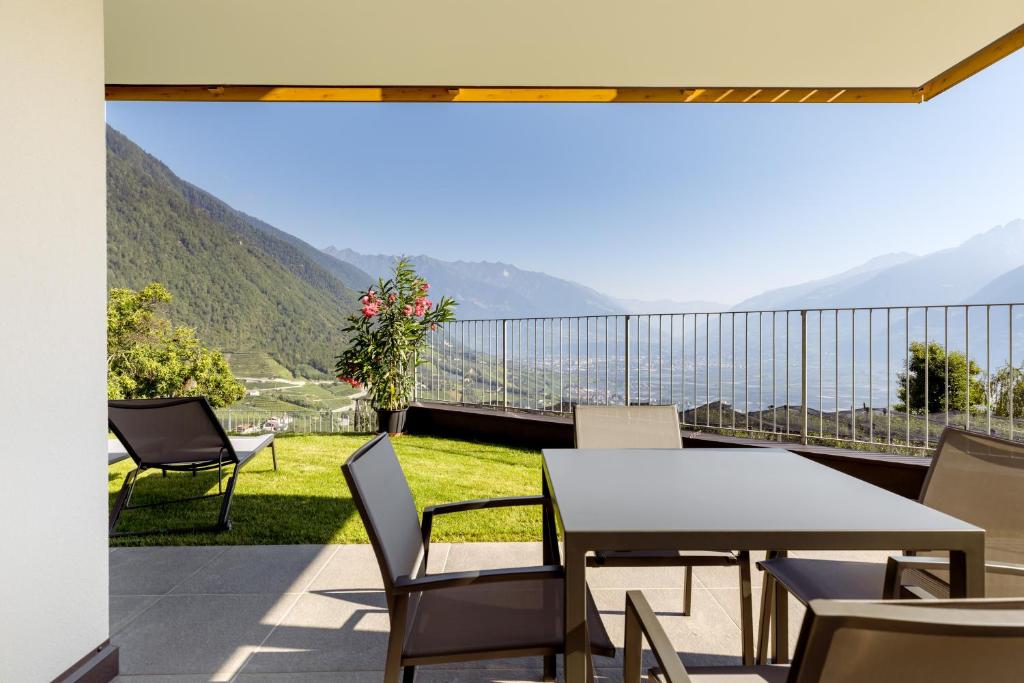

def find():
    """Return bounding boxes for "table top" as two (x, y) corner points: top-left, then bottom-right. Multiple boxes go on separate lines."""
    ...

(108, 434), (274, 466)
(542, 448), (982, 549)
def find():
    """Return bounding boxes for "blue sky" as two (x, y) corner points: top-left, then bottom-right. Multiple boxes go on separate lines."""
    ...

(106, 50), (1024, 305)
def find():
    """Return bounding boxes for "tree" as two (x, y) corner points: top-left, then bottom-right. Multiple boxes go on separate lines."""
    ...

(895, 341), (985, 415)
(991, 363), (1024, 419)
(107, 283), (245, 407)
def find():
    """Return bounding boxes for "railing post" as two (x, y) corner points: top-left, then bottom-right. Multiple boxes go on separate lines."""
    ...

(501, 319), (508, 409)
(624, 315), (631, 406)
(800, 310), (809, 445)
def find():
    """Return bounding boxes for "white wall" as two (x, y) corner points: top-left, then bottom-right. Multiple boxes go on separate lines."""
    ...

(0, 1), (108, 680)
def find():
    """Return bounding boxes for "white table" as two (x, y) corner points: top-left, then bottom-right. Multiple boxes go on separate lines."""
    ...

(542, 447), (985, 683)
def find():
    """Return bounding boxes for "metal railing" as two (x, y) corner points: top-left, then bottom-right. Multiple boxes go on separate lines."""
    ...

(215, 404), (377, 435)
(418, 303), (1024, 452)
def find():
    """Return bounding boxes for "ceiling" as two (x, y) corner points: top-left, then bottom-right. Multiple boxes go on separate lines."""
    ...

(104, 0), (1024, 102)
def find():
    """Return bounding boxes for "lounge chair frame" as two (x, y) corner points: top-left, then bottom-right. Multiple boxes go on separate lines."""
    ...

(108, 397), (267, 536)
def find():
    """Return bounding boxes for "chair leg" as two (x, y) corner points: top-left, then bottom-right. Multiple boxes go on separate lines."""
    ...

(586, 649), (595, 683)
(682, 565), (693, 616)
(543, 654), (556, 682)
(757, 574), (774, 665)
(383, 600), (407, 683)
(216, 466), (239, 531)
(402, 665), (416, 683)
(109, 468), (139, 535)
(773, 576), (790, 665)
(737, 551), (754, 666)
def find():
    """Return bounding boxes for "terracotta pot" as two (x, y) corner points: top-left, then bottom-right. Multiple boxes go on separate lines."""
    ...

(375, 408), (408, 436)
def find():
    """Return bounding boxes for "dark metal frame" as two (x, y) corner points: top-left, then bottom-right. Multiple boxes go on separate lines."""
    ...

(342, 433), (613, 683)
(108, 397), (274, 536)
(757, 426), (1024, 664)
(627, 591), (1024, 683)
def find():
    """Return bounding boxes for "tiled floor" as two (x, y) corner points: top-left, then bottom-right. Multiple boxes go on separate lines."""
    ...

(109, 543), (890, 682)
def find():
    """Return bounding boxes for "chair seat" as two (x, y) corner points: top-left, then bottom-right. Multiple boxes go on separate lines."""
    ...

(760, 558), (887, 603)
(591, 549), (738, 568)
(403, 577), (614, 663)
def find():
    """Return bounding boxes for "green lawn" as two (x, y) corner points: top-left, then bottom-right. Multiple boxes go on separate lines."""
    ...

(108, 434), (543, 547)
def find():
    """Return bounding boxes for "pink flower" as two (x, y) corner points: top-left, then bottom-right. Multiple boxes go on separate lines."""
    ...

(359, 295), (369, 305)
(388, 293), (397, 303)
(430, 323), (438, 331)
(362, 301), (380, 317)
(403, 304), (413, 316)
(420, 282), (430, 291)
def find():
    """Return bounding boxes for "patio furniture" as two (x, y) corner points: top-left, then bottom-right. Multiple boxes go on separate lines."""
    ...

(342, 433), (615, 683)
(574, 405), (749, 622)
(542, 447), (985, 683)
(108, 433), (275, 467)
(107, 397), (277, 535)
(756, 427), (1024, 664)
(624, 591), (1024, 683)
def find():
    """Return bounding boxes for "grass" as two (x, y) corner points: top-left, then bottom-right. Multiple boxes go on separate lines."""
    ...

(108, 433), (543, 547)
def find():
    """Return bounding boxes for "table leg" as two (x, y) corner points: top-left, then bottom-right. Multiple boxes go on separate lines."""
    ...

(564, 538), (589, 683)
(770, 550), (789, 665)
(542, 474), (559, 565)
(950, 542), (986, 598)
(737, 551), (754, 666)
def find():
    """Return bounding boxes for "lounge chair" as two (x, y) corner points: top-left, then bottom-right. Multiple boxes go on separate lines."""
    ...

(108, 397), (277, 535)
(574, 405), (755, 663)
(624, 590), (1024, 682)
(756, 426), (1024, 663)
(342, 432), (615, 683)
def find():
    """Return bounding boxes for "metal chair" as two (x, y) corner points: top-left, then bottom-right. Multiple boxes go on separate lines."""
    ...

(625, 591), (1024, 682)
(108, 397), (275, 535)
(756, 427), (1024, 663)
(574, 405), (755, 663)
(341, 432), (615, 683)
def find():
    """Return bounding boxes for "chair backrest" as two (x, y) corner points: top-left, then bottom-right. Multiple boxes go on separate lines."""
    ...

(108, 397), (235, 468)
(920, 428), (1024, 596)
(341, 433), (424, 594)
(573, 404), (682, 449)
(789, 599), (1024, 683)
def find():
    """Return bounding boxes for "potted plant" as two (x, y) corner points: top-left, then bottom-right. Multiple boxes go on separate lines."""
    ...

(335, 258), (456, 435)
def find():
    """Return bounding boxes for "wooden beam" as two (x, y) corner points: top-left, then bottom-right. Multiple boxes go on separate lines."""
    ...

(922, 22), (1024, 101)
(105, 84), (923, 103)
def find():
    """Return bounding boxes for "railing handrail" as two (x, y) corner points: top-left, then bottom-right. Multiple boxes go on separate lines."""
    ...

(448, 301), (1024, 324)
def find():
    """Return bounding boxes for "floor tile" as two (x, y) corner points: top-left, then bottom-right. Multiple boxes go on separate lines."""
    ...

(110, 594), (162, 635)
(170, 545), (336, 595)
(113, 593), (298, 676)
(442, 542), (545, 572)
(110, 546), (226, 596)
(240, 590), (390, 674)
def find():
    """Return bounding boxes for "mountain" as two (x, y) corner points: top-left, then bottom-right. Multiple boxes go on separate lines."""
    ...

(107, 126), (360, 378)
(322, 247), (625, 319)
(732, 252), (916, 311)
(965, 264), (1024, 304)
(732, 220), (1024, 311)
(240, 212), (373, 291)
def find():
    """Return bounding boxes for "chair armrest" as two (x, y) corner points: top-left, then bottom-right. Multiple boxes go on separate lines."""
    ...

(884, 556), (1024, 598)
(393, 564), (563, 594)
(423, 495), (548, 519)
(421, 495), (549, 564)
(624, 591), (692, 683)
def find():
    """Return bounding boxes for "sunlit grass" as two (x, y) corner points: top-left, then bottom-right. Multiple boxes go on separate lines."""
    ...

(108, 433), (543, 547)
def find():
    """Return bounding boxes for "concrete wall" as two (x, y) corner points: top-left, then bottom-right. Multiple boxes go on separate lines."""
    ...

(0, 1), (108, 680)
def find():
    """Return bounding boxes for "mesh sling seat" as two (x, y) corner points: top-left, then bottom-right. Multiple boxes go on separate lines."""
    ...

(756, 427), (1024, 664)
(574, 405), (754, 663)
(342, 433), (615, 683)
(624, 592), (1024, 683)
(108, 397), (275, 535)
